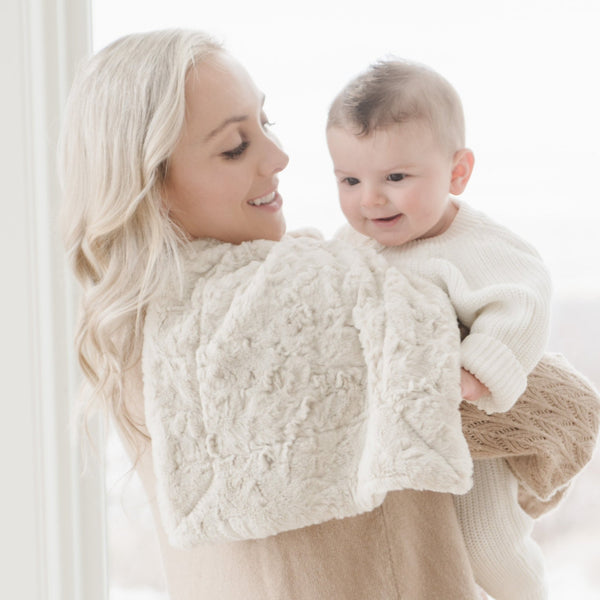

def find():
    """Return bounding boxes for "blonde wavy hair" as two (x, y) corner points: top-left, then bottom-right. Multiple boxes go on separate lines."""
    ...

(59, 30), (223, 442)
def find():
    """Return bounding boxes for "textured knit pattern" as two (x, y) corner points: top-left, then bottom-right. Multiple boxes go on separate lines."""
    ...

(461, 352), (600, 517)
(142, 234), (473, 546)
(336, 201), (552, 414)
(454, 458), (549, 600)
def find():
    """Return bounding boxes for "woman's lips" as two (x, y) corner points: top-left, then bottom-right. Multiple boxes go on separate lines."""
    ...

(248, 190), (282, 211)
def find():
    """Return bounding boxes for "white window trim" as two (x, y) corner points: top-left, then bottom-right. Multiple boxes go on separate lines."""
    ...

(1, 0), (108, 598)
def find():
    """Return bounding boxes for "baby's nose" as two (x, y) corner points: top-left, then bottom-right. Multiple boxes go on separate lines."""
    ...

(361, 187), (386, 207)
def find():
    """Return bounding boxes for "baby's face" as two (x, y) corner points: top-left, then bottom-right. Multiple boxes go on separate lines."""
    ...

(327, 120), (458, 246)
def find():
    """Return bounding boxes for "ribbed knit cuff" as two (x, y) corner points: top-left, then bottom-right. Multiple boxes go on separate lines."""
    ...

(461, 334), (527, 413)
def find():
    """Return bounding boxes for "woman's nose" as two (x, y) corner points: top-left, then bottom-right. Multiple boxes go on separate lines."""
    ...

(260, 136), (289, 176)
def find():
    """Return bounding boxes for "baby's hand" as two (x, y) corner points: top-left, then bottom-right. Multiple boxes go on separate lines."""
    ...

(460, 368), (490, 403)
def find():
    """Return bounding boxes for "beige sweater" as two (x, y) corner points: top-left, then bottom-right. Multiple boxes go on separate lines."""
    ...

(462, 352), (600, 517)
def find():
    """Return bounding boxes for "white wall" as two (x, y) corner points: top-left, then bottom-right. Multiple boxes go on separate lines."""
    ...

(0, 0), (107, 598)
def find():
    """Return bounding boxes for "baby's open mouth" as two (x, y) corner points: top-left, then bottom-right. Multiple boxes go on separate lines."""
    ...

(374, 213), (402, 222)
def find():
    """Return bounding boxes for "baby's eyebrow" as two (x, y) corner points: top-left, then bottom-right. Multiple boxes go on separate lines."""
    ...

(384, 162), (416, 171)
(334, 171), (355, 179)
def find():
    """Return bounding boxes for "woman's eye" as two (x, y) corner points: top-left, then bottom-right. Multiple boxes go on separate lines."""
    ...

(222, 141), (249, 160)
(387, 173), (405, 182)
(343, 177), (360, 186)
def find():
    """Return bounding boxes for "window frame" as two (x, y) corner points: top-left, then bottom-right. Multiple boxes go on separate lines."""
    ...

(0, 0), (108, 598)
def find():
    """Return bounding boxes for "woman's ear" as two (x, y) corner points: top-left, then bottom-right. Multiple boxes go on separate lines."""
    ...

(449, 148), (475, 195)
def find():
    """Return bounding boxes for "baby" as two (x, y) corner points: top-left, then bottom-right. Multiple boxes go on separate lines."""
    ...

(327, 60), (552, 600)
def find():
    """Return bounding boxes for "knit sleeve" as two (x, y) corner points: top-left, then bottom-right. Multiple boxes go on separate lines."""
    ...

(433, 209), (552, 413)
(460, 353), (600, 518)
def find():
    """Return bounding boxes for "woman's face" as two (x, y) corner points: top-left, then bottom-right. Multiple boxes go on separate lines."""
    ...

(164, 53), (289, 243)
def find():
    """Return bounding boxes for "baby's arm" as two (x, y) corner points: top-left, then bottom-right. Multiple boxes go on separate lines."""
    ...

(444, 217), (552, 413)
(334, 210), (552, 413)
(456, 250), (551, 412)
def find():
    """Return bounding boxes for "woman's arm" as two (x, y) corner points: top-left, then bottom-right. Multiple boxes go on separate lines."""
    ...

(461, 353), (600, 517)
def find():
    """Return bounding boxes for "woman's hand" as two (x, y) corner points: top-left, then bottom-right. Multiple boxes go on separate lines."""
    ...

(460, 368), (491, 403)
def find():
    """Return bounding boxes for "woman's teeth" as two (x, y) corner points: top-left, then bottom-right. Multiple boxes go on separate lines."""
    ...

(249, 191), (276, 206)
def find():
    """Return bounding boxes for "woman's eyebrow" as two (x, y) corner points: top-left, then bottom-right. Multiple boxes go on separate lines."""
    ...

(203, 95), (266, 142)
(204, 115), (248, 142)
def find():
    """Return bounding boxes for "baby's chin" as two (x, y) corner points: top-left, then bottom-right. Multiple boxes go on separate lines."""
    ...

(362, 224), (413, 247)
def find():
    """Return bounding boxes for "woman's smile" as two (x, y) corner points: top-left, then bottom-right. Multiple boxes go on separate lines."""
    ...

(248, 189), (281, 208)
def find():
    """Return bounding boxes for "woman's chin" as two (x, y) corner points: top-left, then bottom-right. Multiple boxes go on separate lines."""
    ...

(265, 217), (286, 242)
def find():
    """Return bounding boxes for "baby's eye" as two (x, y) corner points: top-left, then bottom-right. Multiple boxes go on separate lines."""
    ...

(222, 141), (249, 160)
(387, 173), (406, 182)
(342, 177), (360, 186)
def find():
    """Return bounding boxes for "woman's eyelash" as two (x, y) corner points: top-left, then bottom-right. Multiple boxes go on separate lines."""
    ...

(221, 118), (273, 159)
(222, 141), (249, 159)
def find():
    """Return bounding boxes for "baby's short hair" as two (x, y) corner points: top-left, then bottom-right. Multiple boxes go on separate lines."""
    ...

(327, 59), (465, 156)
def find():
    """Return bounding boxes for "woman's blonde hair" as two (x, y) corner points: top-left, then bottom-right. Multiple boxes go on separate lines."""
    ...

(58, 29), (222, 443)
(327, 59), (465, 156)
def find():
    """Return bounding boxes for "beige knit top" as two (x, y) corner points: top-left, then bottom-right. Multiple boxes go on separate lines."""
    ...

(461, 352), (600, 517)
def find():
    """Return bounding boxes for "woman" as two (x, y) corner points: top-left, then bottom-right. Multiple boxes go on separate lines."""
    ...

(59, 29), (598, 599)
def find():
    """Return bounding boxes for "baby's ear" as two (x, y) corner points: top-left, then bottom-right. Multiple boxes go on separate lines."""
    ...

(449, 149), (474, 195)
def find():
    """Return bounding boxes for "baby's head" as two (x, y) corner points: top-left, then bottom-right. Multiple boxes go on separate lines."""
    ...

(328, 59), (465, 156)
(327, 59), (474, 246)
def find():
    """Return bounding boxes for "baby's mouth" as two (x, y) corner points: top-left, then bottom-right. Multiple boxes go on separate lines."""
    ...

(373, 213), (402, 223)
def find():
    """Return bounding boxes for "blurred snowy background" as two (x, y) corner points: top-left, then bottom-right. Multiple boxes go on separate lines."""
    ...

(92, 1), (600, 598)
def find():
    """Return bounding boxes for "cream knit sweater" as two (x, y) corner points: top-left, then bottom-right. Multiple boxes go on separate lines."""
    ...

(336, 201), (553, 414)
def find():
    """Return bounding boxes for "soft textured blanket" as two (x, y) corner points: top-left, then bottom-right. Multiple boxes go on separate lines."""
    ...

(143, 234), (473, 546)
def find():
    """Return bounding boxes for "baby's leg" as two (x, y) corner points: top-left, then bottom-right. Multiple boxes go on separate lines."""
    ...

(454, 458), (548, 600)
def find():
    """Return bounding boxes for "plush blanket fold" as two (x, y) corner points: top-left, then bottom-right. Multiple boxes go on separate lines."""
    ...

(143, 234), (472, 546)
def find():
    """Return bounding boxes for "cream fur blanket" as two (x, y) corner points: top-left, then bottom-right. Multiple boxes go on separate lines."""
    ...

(143, 234), (473, 546)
